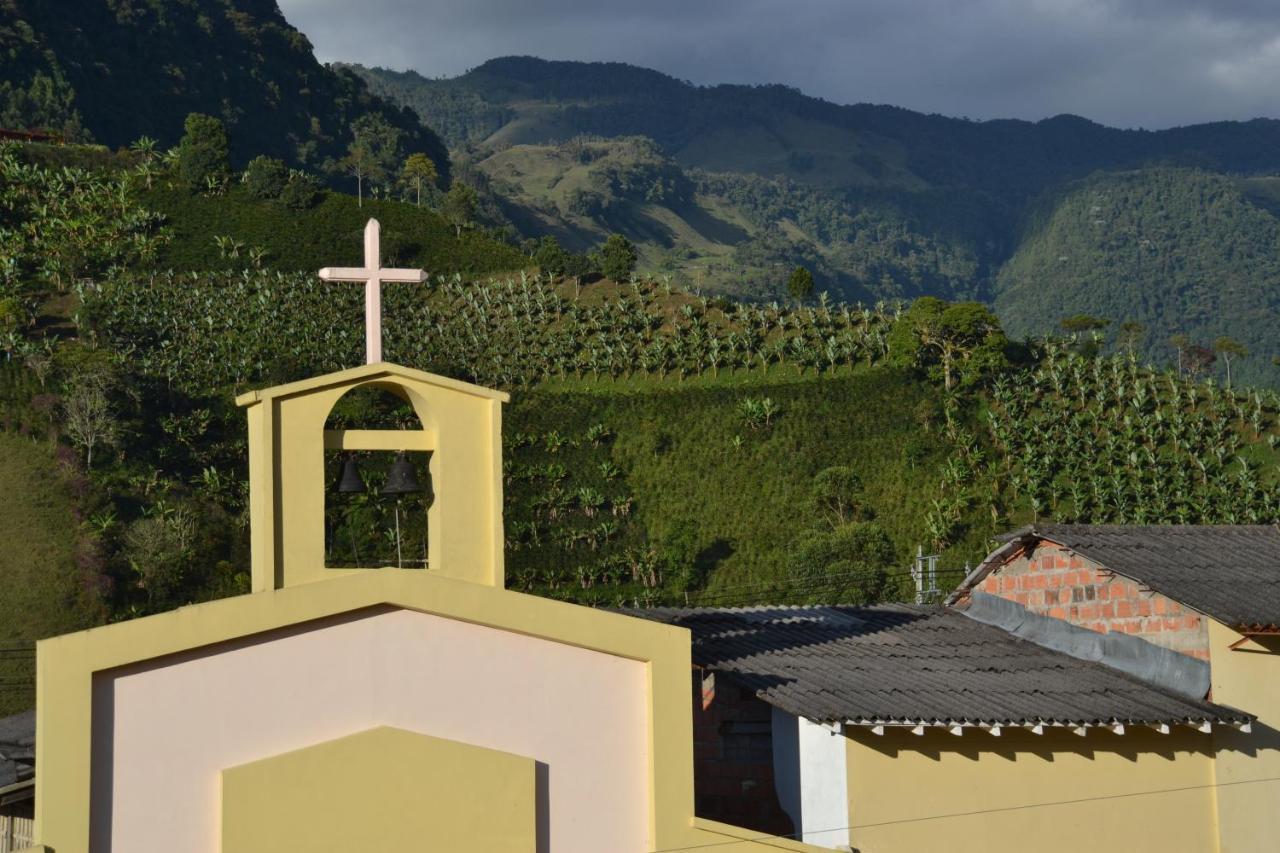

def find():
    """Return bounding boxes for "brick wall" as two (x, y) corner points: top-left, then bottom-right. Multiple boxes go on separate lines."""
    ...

(971, 541), (1210, 660)
(690, 668), (795, 837)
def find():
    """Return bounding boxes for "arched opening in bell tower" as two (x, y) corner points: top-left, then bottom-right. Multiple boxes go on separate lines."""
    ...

(323, 385), (434, 569)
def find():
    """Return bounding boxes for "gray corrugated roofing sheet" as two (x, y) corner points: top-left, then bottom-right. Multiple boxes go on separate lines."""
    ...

(634, 604), (1249, 728)
(0, 709), (34, 788)
(982, 524), (1280, 631)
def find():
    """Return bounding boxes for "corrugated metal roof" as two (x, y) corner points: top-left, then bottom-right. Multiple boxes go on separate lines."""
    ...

(0, 710), (34, 788)
(634, 604), (1250, 729)
(959, 524), (1280, 631)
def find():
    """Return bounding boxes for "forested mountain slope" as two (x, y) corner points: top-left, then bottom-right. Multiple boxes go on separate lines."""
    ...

(352, 57), (1280, 199)
(996, 169), (1280, 388)
(353, 58), (1280, 382)
(0, 0), (447, 173)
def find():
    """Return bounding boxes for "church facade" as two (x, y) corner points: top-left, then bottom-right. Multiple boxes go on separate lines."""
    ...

(29, 362), (825, 853)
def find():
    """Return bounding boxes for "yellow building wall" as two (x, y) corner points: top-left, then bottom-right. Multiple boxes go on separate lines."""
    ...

(845, 727), (1220, 853)
(221, 727), (535, 853)
(237, 364), (508, 592)
(1209, 620), (1280, 853)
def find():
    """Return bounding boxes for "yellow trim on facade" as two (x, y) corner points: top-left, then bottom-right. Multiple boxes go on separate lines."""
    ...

(221, 726), (536, 853)
(234, 362), (509, 406)
(35, 571), (830, 853)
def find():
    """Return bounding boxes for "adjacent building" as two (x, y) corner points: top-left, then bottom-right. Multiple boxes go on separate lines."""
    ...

(644, 603), (1250, 853)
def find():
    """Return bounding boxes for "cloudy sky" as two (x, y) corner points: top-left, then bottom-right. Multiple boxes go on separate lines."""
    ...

(277, 0), (1280, 129)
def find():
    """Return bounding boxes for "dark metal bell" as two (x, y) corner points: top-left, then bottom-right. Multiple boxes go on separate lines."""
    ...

(337, 456), (367, 493)
(382, 451), (423, 495)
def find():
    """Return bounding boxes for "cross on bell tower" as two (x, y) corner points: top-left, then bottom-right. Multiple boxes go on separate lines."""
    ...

(319, 219), (427, 364)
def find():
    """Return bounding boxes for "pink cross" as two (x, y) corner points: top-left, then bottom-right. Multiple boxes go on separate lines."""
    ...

(319, 219), (427, 364)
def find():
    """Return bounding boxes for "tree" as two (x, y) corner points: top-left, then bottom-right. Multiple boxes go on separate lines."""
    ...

(1059, 314), (1110, 358)
(175, 113), (230, 190)
(351, 114), (404, 183)
(533, 236), (570, 276)
(1214, 336), (1248, 388)
(443, 183), (479, 237)
(784, 521), (896, 605)
(889, 297), (1009, 391)
(787, 266), (815, 303)
(1118, 321), (1146, 355)
(130, 136), (159, 189)
(1170, 334), (1191, 377)
(1059, 314), (1110, 335)
(401, 153), (438, 207)
(243, 155), (289, 200)
(280, 171), (323, 211)
(62, 374), (118, 468)
(339, 139), (380, 208)
(599, 233), (638, 281)
(1185, 344), (1216, 380)
(811, 467), (872, 529)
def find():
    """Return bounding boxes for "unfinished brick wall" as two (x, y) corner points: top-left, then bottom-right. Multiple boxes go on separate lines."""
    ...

(970, 541), (1210, 660)
(690, 669), (795, 837)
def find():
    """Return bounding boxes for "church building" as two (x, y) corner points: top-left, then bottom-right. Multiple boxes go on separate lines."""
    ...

(22, 223), (831, 853)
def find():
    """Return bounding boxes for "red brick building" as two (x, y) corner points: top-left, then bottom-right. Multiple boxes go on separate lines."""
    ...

(947, 525), (1280, 664)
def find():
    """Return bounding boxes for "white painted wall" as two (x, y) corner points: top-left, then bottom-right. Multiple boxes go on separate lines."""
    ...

(89, 608), (650, 853)
(772, 708), (850, 849)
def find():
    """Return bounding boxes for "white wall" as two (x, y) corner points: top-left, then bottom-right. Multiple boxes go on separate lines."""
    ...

(771, 708), (850, 849)
(90, 607), (650, 853)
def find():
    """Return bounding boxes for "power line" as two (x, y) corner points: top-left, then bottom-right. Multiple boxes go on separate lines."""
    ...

(649, 775), (1280, 852)
(688, 566), (968, 606)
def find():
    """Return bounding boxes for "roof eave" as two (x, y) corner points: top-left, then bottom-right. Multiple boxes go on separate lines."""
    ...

(944, 526), (1039, 605)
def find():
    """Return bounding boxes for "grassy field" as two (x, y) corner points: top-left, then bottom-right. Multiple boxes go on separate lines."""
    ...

(506, 365), (995, 602)
(0, 433), (100, 714)
(140, 184), (527, 276)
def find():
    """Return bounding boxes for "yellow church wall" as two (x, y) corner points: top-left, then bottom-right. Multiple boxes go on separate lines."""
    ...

(844, 726), (1220, 853)
(93, 607), (649, 852)
(1208, 620), (1280, 853)
(34, 570), (833, 853)
(221, 727), (536, 853)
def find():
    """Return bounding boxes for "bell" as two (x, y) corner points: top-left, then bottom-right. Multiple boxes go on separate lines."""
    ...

(337, 456), (367, 493)
(382, 451), (423, 495)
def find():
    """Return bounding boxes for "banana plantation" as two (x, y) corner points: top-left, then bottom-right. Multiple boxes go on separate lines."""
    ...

(86, 268), (896, 395)
(989, 343), (1280, 525)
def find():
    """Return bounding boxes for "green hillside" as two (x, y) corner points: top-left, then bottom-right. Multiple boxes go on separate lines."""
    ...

(0, 377), (104, 713)
(351, 58), (1280, 196)
(8, 134), (1280, 675)
(0, 0), (448, 176)
(996, 169), (1280, 387)
(351, 58), (1280, 384)
(473, 136), (990, 302)
(140, 183), (526, 275)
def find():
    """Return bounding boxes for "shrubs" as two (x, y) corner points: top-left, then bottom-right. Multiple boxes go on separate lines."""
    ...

(243, 155), (289, 199)
(599, 233), (637, 281)
(279, 171), (323, 210)
(175, 113), (230, 190)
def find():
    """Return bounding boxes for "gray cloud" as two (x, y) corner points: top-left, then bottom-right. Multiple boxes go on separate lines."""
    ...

(277, 0), (1280, 128)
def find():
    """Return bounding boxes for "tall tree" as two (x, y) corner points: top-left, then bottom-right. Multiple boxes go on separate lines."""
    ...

(443, 183), (478, 237)
(787, 266), (815, 303)
(1118, 321), (1146, 356)
(339, 139), (380, 208)
(401, 153), (438, 207)
(599, 233), (638, 281)
(1214, 336), (1248, 388)
(889, 297), (1009, 391)
(175, 113), (229, 190)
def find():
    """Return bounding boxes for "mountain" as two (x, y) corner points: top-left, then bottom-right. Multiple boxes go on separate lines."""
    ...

(0, 0), (448, 175)
(996, 169), (1280, 388)
(351, 57), (1280, 379)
